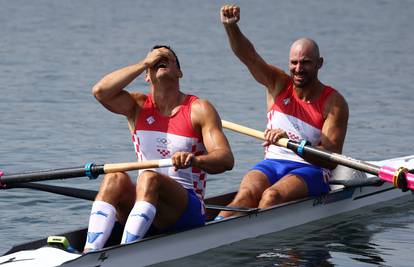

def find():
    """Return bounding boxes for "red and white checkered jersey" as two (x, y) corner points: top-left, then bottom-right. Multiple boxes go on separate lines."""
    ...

(131, 94), (207, 203)
(265, 79), (336, 165)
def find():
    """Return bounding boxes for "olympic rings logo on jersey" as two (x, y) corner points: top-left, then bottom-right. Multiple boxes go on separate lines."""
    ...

(156, 138), (171, 145)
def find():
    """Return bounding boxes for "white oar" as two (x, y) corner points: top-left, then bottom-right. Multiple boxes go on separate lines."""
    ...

(221, 120), (414, 191)
(0, 159), (173, 186)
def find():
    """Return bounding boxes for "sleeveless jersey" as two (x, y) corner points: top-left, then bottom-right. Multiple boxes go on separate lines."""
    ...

(265, 79), (336, 165)
(131, 94), (207, 204)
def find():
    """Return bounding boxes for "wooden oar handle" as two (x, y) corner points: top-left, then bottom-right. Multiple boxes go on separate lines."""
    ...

(103, 159), (173, 173)
(221, 119), (414, 191)
(221, 120), (289, 147)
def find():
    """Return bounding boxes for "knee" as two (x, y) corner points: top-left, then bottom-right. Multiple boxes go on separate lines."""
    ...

(98, 172), (132, 197)
(235, 170), (269, 204)
(261, 188), (282, 205)
(137, 171), (162, 189)
(234, 186), (262, 206)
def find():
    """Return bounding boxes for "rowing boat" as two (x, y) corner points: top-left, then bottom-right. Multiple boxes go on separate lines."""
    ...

(1, 154), (413, 267)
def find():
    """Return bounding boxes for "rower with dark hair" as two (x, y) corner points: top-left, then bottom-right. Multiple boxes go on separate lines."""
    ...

(84, 45), (234, 252)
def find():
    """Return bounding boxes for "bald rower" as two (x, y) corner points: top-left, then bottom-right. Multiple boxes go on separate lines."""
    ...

(217, 5), (349, 218)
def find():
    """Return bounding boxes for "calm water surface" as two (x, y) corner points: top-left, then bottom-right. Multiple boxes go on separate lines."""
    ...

(1, 1), (414, 266)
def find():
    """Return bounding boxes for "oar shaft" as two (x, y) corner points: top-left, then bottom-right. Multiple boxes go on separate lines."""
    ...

(7, 182), (259, 214)
(0, 159), (173, 186)
(8, 182), (259, 213)
(8, 183), (97, 201)
(222, 120), (381, 175)
(0, 166), (103, 184)
(222, 120), (414, 190)
(285, 142), (381, 175)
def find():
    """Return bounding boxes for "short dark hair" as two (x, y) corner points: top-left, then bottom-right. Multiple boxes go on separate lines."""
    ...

(151, 45), (181, 70)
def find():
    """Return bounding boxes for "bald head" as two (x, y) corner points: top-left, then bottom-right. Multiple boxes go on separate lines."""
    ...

(288, 38), (323, 88)
(290, 38), (320, 59)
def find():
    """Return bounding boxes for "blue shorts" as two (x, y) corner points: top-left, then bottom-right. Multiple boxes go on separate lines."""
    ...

(164, 189), (205, 232)
(251, 159), (329, 196)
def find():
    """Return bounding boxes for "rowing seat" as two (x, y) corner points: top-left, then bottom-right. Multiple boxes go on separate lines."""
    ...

(329, 165), (383, 190)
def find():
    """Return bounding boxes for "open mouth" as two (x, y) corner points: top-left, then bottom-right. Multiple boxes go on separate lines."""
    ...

(294, 72), (306, 80)
(156, 62), (167, 69)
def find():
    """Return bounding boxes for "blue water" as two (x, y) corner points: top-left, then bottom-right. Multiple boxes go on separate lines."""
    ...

(1, 0), (414, 266)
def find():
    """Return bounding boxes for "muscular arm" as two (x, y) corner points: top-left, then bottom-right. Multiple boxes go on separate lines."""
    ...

(92, 48), (169, 120)
(191, 99), (234, 174)
(221, 5), (288, 106)
(304, 92), (349, 169)
(92, 62), (148, 121)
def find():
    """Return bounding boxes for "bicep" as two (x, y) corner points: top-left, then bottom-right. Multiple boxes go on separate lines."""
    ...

(192, 100), (231, 153)
(202, 120), (231, 154)
(96, 90), (138, 119)
(320, 95), (349, 153)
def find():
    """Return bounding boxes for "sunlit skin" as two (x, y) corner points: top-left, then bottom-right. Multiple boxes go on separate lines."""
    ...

(289, 38), (322, 90)
(144, 48), (183, 91)
(142, 47), (186, 118)
(218, 4), (349, 218)
(86, 46), (234, 252)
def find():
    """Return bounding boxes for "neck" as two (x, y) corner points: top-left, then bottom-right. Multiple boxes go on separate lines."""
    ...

(151, 83), (184, 116)
(294, 80), (324, 103)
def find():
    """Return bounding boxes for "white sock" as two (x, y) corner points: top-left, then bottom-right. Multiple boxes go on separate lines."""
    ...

(121, 201), (156, 244)
(84, 201), (116, 251)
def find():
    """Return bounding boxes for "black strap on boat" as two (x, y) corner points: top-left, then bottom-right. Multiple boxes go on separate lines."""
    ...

(206, 204), (259, 214)
(329, 177), (384, 188)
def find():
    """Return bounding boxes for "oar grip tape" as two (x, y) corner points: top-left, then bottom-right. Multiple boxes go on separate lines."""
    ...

(84, 163), (98, 179)
(297, 140), (310, 156)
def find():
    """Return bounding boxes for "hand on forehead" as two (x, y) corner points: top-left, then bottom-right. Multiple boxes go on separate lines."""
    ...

(152, 47), (172, 57)
(148, 46), (180, 70)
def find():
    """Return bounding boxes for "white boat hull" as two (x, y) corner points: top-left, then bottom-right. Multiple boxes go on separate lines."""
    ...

(1, 155), (414, 266)
(64, 185), (412, 267)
